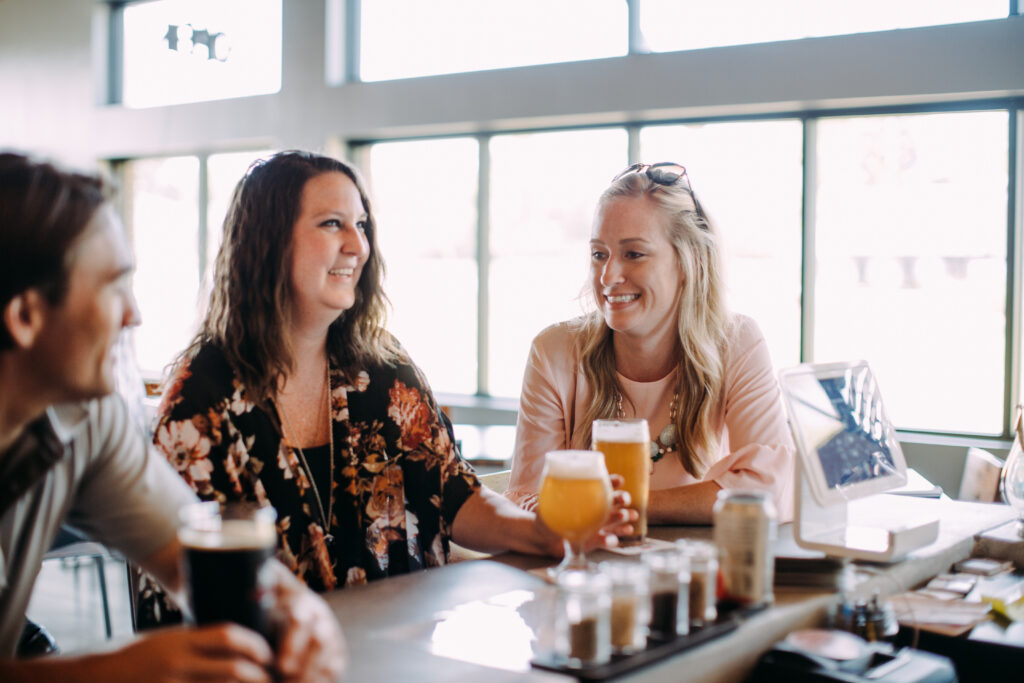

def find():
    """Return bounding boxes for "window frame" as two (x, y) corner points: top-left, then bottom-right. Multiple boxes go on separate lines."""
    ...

(348, 97), (1024, 444)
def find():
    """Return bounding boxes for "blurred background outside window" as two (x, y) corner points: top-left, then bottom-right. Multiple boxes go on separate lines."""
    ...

(635, 0), (1008, 52)
(120, 0), (281, 108)
(358, 0), (627, 81)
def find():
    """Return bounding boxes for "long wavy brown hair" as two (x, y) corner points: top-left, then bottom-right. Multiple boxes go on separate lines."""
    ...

(571, 169), (731, 478)
(180, 150), (401, 407)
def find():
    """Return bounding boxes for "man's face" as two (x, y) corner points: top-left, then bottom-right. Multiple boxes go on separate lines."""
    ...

(27, 204), (141, 401)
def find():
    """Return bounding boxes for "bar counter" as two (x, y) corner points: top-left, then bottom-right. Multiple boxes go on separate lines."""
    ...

(324, 497), (1015, 681)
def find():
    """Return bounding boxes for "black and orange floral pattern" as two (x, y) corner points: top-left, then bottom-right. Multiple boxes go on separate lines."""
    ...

(152, 343), (479, 593)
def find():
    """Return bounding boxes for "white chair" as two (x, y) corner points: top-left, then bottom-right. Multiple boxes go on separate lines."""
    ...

(958, 447), (1003, 502)
(449, 469), (514, 562)
(478, 469), (511, 495)
(44, 527), (117, 639)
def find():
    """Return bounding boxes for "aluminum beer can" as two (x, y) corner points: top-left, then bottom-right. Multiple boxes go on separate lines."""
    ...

(712, 489), (776, 607)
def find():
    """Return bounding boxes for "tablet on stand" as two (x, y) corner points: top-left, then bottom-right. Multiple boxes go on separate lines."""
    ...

(780, 360), (939, 562)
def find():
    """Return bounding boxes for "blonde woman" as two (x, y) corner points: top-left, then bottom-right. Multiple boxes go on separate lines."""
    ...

(506, 163), (794, 524)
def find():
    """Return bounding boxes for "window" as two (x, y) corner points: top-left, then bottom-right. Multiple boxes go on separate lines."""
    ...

(813, 111), (1009, 435)
(488, 128), (628, 397)
(356, 103), (1018, 440)
(364, 138), (480, 394)
(205, 150), (273, 278)
(639, 120), (804, 369)
(358, 0), (627, 82)
(126, 150), (271, 376)
(637, 0), (1009, 53)
(126, 156), (199, 375)
(119, 0), (282, 108)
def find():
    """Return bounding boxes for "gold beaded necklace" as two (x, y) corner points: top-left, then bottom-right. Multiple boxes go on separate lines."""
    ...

(615, 389), (679, 463)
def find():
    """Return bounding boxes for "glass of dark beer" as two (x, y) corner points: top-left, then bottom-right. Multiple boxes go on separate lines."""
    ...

(178, 501), (278, 642)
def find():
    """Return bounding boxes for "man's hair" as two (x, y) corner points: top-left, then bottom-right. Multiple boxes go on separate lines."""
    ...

(0, 152), (113, 350)
(186, 150), (401, 406)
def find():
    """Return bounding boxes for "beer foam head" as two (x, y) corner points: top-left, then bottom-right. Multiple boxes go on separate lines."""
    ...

(543, 450), (608, 479)
(179, 519), (277, 550)
(592, 418), (650, 442)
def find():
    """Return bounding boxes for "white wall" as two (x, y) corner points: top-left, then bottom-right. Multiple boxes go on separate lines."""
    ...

(0, 0), (100, 166)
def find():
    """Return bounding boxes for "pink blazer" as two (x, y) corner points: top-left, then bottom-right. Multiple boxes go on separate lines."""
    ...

(506, 314), (795, 522)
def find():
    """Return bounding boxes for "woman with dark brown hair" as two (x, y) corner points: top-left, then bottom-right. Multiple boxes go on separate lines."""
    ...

(142, 151), (632, 612)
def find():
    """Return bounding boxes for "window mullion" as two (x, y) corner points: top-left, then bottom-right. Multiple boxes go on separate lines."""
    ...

(477, 137), (491, 396)
(197, 154), (209, 287)
(800, 117), (817, 363)
(1005, 107), (1023, 436)
(626, 125), (641, 164)
(107, 2), (125, 104)
(345, 0), (361, 83)
(626, 0), (646, 55)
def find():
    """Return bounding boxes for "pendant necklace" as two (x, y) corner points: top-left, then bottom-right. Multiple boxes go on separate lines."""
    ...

(616, 389), (679, 463)
(277, 360), (335, 550)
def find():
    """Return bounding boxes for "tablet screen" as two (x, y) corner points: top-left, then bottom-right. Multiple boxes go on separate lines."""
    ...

(814, 376), (895, 488)
(780, 361), (905, 505)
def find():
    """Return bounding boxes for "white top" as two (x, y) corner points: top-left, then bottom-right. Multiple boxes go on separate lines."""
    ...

(0, 395), (197, 654)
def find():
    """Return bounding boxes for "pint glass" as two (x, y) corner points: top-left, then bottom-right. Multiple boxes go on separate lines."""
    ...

(592, 419), (650, 544)
(178, 501), (278, 641)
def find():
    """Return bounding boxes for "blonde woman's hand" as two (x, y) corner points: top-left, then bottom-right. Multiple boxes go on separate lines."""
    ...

(585, 474), (637, 552)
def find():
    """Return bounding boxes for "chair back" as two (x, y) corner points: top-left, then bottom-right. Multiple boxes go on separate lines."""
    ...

(478, 469), (511, 494)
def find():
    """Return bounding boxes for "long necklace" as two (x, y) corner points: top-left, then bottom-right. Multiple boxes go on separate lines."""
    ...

(277, 360), (335, 549)
(616, 389), (679, 463)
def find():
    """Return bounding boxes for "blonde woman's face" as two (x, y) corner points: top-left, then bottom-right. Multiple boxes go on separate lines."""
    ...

(288, 172), (370, 325)
(590, 195), (682, 341)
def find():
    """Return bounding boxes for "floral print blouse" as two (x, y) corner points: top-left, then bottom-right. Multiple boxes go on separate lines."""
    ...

(154, 343), (480, 593)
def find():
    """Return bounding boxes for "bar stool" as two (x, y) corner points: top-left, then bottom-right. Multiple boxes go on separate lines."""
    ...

(44, 526), (115, 639)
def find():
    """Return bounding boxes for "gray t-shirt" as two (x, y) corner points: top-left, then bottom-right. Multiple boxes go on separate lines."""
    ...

(0, 394), (197, 654)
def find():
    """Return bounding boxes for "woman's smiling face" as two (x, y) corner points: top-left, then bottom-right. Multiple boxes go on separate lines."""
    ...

(590, 194), (683, 341)
(288, 172), (370, 324)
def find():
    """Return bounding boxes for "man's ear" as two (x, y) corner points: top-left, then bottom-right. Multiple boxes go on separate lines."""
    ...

(3, 290), (47, 349)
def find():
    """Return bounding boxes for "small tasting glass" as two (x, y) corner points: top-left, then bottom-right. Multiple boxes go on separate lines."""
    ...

(676, 539), (719, 627)
(643, 549), (690, 639)
(599, 561), (650, 655)
(555, 569), (612, 668)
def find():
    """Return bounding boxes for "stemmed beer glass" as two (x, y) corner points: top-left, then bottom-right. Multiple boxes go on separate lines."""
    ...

(537, 450), (613, 574)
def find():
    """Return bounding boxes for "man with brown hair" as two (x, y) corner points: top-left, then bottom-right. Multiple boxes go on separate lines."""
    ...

(0, 152), (345, 682)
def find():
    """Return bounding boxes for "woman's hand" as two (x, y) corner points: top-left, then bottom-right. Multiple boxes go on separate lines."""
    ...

(588, 474), (639, 551)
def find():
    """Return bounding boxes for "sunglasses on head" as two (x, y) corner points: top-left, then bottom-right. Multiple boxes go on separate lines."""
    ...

(612, 162), (705, 220)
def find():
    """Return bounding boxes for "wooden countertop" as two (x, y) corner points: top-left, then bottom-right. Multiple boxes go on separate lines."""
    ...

(324, 497), (1015, 681)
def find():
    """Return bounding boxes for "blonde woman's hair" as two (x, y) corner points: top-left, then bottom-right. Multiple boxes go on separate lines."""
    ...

(572, 169), (730, 478)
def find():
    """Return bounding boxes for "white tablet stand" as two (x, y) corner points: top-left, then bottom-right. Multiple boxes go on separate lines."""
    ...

(781, 360), (939, 562)
(793, 456), (939, 562)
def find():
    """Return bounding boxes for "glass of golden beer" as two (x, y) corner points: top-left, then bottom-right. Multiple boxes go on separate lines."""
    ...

(592, 419), (650, 545)
(537, 450), (613, 573)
